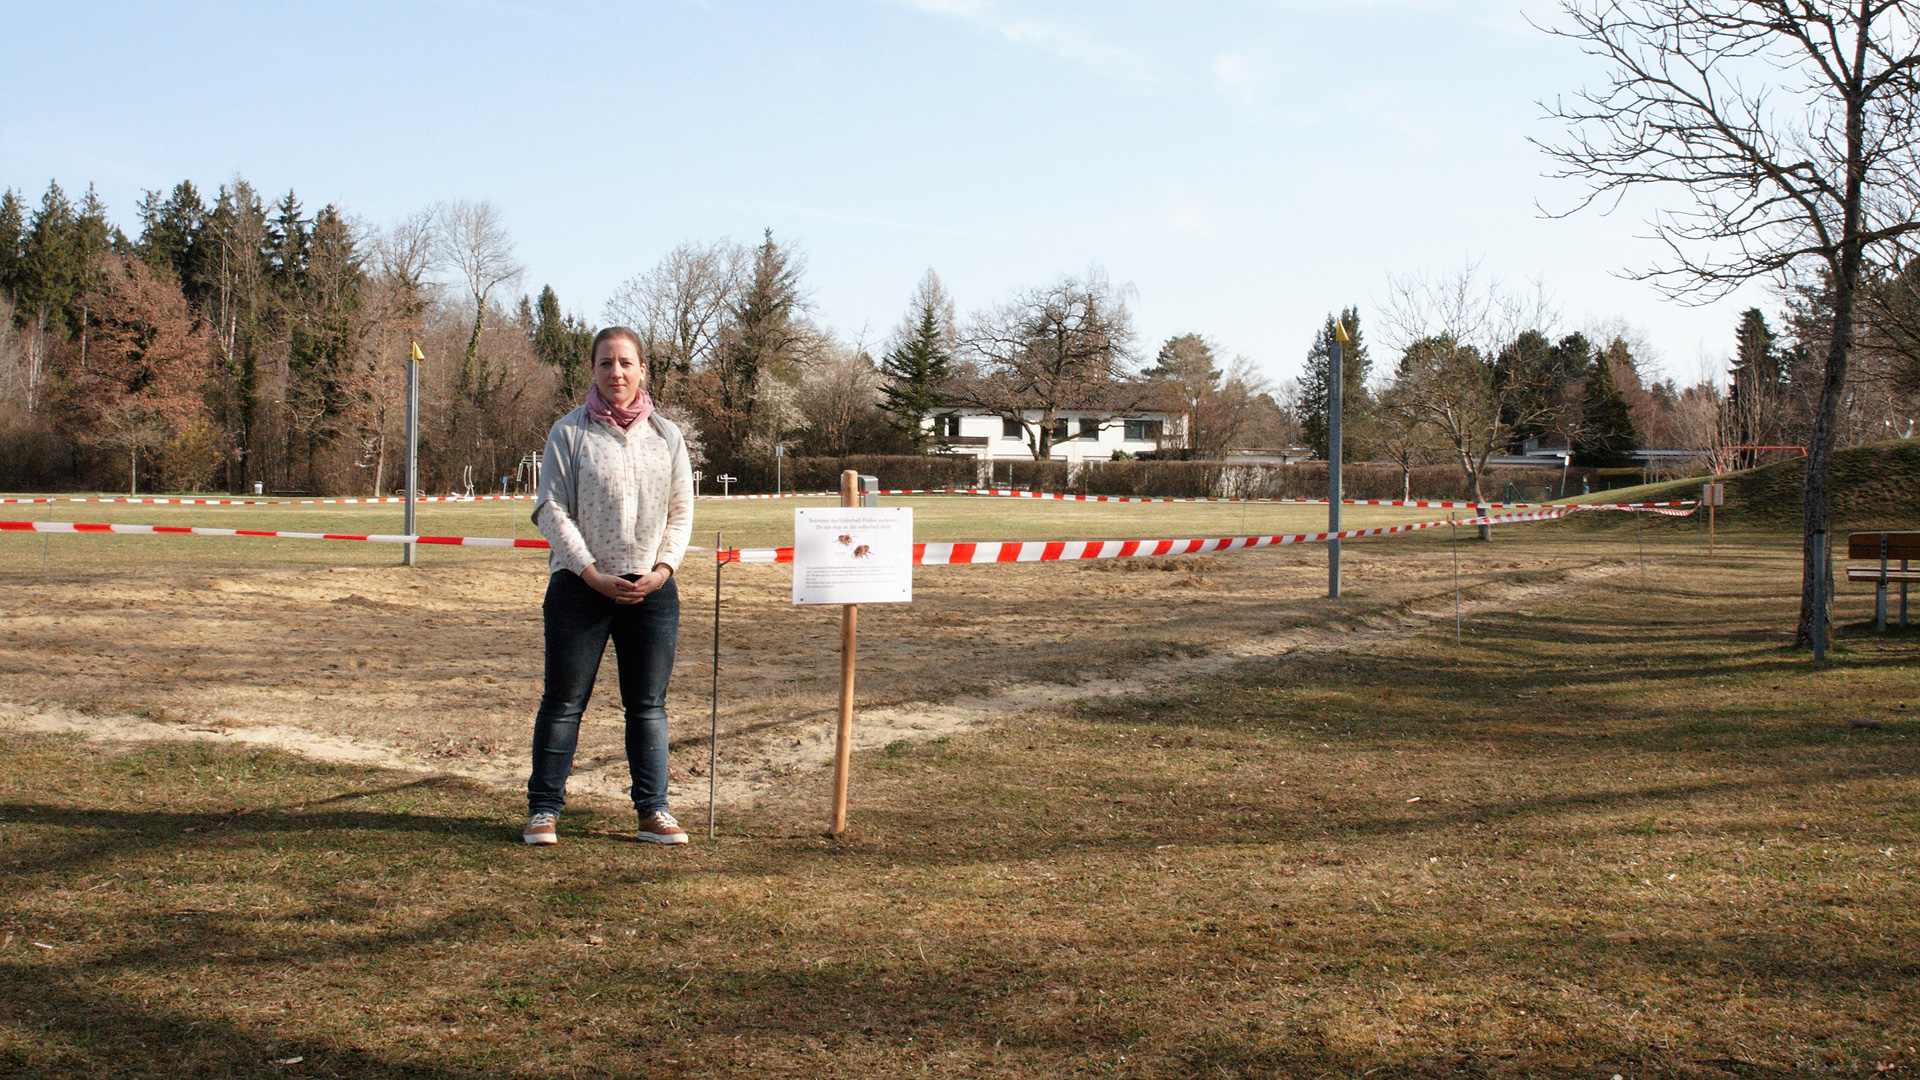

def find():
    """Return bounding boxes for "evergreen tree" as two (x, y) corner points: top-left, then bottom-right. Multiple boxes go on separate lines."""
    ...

(0, 190), (25, 308)
(266, 191), (310, 296)
(879, 269), (955, 451)
(1297, 307), (1370, 460)
(135, 181), (207, 288)
(1573, 345), (1639, 467)
(1725, 307), (1789, 461)
(708, 229), (804, 467)
(1144, 333), (1222, 455)
(19, 182), (80, 338)
(531, 284), (595, 408)
(285, 205), (365, 490)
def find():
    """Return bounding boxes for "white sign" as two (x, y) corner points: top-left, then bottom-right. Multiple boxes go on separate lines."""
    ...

(793, 508), (913, 605)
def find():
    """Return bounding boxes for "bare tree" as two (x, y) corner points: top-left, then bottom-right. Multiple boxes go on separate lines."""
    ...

(1373, 377), (1446, 502)
(797, 342), (886, 456)
(431, 199), (523, 404)
(1379, 267), (1569, 506)
(604, 239), (747, 397)
(1537, 0), (1920, 649)
(952, 270), (1143, 459)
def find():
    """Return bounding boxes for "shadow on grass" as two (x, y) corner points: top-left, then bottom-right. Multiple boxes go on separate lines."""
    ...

(0, 909), (1868, 1080)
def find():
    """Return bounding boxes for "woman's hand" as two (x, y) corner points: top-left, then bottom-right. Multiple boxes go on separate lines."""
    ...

(630, 564), (673, 599)
(581, 564), (648, 604)
(581, 564), (671, 604)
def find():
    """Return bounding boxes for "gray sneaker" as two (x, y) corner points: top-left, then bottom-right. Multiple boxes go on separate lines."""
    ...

(523, 811), (558, 845)
(637, 810), (689, 845)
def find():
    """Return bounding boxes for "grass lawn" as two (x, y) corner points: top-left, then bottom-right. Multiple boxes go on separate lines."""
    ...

(2, 515), (1916, 1077)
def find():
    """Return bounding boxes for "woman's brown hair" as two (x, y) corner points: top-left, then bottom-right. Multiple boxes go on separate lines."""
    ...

(591, 326), (646, 362)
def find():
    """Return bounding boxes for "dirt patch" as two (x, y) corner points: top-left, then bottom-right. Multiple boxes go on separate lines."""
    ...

(0, 537), (1632, 809)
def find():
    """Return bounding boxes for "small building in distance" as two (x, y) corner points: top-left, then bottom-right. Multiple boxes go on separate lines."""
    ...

(921, 407), (1189, 463)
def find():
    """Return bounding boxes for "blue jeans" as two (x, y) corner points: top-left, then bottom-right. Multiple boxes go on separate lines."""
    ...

(528, 570), (680, 816)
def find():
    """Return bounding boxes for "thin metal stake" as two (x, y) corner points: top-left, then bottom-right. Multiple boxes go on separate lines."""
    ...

(1635, 509), (1645, 589)
(709, 529), (723, 840)
(1450, 512), (1461, 645)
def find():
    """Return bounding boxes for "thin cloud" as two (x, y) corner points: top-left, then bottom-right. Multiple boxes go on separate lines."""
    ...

(1213, 51), (1260, 104)
(886, 0), (1161, 83)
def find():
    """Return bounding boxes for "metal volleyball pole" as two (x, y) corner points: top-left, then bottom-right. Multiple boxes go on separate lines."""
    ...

(1328, 320), (1347, 599)
(709, 530), (724, 839)
(403, 342), (422, 567)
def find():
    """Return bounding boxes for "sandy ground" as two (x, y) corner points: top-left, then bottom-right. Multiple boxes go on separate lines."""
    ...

(0, 527), (1636, 814)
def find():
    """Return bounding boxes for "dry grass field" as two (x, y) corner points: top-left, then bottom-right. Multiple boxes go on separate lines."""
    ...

(0, 488), (1915, 1078)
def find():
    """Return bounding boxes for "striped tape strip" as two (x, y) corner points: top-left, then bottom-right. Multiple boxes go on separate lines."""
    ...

(4, 488), (1701, 513)
(705, 488), (1703, 510)
(0, 501), (1693, 557)
(719, 507), (1596, 564)
(0, 520), (550, 547)
(0, 494), (535, 507)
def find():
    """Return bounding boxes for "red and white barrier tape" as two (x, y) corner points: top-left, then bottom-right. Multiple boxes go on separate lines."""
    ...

(0, 501), (1694, 557)
(701, 487), (1578, 509)
(717, 503), (1695, 564)
(0, 520), (550, 547)
(0, 494), (534, 507)
(705, 487), (1704, 510)
(6, 488), (1702, 514)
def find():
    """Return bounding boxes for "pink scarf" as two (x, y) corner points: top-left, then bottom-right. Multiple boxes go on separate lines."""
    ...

(586, 384), (654, 432)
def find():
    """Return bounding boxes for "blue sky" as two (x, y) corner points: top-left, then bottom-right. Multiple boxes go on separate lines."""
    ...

(2, 0), (1765, 387)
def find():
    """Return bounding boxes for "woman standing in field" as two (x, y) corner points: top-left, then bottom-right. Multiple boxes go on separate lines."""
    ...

(524, 326), (694, 846)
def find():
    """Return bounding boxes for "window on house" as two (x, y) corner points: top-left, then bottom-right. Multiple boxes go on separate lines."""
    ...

(1078, 418), (1100, 439)
(1124, 418), (1163, 442)
(1002, 417), (1023, 438)
(1051, 419), (1070, 444)
(934, 414), (961, 438)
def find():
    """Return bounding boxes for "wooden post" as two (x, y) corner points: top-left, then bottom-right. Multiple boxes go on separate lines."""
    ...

(830, 469), (859, 837)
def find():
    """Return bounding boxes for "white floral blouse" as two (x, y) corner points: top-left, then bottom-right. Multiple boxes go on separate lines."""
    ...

(533, 406), (694, 579)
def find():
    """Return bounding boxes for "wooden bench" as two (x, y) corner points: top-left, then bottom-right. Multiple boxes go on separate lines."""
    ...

(1847, 532), (1920, 631)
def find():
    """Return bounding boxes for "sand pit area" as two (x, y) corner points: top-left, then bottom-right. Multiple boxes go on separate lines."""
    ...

(0, 497), (1635, 810)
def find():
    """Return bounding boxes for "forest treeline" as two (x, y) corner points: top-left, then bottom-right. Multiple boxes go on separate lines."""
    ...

(0, 177), (1912, 497)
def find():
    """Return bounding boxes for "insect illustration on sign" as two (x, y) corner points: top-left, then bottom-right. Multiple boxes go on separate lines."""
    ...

(852, 545), (871, 558)
(836, 534), (854, 546)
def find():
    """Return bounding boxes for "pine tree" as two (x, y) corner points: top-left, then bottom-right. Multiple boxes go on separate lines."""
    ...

(531, 284), (594, 409)
(879, 270), (955, 451)
(1725, 308), (1786, 463)
(1144, 334), (1221, 456)
(135, 181), (208, 286)
(1573, 345), (1639, 467)
(0, 190), (25, 310)
(266, 191), (310, 296)
(708, 229), (804, 467)
(1297, 307), (1370, 460)
(20, 181), (80, 338)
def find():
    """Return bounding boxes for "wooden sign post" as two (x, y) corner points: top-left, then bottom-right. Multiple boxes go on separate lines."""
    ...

(791, 470), (913, 838)
(832, 470), (859, 836)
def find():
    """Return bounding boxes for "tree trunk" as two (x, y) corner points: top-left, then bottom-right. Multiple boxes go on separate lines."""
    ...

(1798, 65), (1869, 652)
(1798, 275), (1855, 650)
(130, 446), (138, 496)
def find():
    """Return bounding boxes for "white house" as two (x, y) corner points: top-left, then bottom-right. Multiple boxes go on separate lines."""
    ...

(922, 407), (1188, 463)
